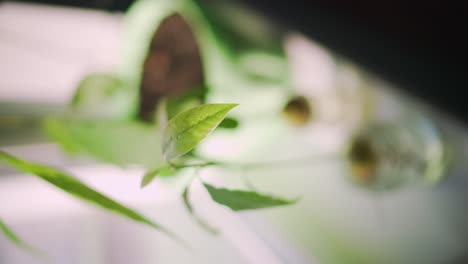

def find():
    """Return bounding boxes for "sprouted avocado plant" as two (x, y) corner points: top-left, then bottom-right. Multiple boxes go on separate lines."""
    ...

(0, 103), (297, 253)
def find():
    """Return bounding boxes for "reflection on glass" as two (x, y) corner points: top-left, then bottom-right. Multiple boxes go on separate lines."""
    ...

(347, 116), (449, 190)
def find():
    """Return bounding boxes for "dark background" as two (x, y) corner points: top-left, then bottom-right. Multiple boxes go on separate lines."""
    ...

(5, 0), (468, 124)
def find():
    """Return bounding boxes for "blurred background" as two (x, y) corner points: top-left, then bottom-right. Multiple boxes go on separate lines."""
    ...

(1, 1), (467, 263)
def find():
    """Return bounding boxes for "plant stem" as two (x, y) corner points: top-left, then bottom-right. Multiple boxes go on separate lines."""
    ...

(175, 153), (342, 171)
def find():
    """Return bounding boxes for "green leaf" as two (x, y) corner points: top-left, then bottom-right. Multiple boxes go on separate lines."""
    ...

(0, 218), (41, 255)
(70, 73), (131, 120)
(162, 104), (238, 161)
(44, 119), (164, 169)
(182, 183), (218, 235)
(218, 117), (240, 129)
(203, 182), (297, 211)
(71, 73), (121, 107)
(140, 166), (176, 188)
(0, 151), (179, 242)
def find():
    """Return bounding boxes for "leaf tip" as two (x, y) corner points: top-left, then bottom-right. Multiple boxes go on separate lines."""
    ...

(140, 172), (155, 189)
(225, 103), (239, 111)
(140, 179), (149, 189)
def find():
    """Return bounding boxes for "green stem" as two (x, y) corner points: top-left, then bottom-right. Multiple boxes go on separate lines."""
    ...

(174, 153), (342, 171)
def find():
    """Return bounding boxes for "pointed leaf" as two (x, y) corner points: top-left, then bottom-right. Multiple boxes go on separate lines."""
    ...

(0, 218), (41, 255)
(163, 104), (238, 161)
(140, 166), (176, 188)
(203, 182), (297, 211)
(0, 151), (179, 241)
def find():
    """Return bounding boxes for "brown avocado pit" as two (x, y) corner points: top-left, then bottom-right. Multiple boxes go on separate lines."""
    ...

(138, 13), (205, 122)
(282, 96), (313, 126)
(348, 135), (379, 184)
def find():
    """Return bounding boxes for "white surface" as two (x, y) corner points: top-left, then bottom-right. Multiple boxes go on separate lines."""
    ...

(0, 155), (288, 264)
(0, 2), (123, 103)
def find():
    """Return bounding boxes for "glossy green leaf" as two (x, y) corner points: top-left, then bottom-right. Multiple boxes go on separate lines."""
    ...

(203, 182), (297, 211)
(0, 151), (179, 241)
(0, 218), (40, 254)
(140, 166), (176, 188)
(182, 183), (218, 235)
(163, 104), (237, 161)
